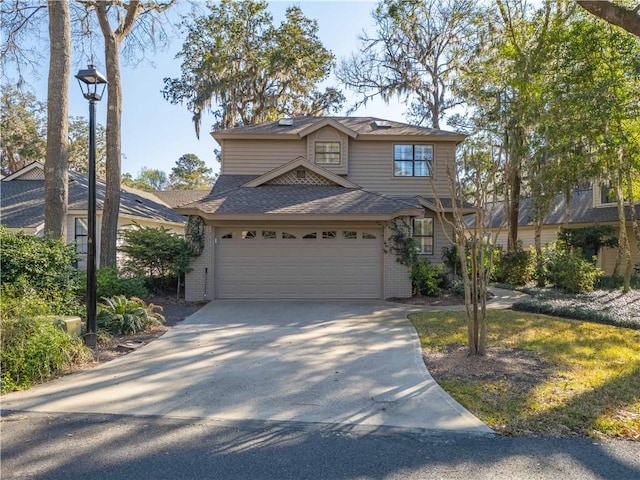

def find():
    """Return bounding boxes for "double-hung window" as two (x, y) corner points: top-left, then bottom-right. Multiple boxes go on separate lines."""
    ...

(315, 142), (341, 165)
(75, 218), (88, 269)
(413, 218), (434, 255)
(394, 144), (433, 177)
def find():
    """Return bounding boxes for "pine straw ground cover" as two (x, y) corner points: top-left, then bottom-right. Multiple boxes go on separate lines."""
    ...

(409, 310), (640, 440)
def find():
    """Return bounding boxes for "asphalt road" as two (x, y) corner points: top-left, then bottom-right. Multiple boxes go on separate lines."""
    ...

(2, 411), (639, 480)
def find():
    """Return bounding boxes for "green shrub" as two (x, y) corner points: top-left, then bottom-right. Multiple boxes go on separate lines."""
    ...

(546, 250), (604, 294)
(119, 225), (195, 276)
(411, 261), (445, 296)
(0, 284), (54, 320)
(0, 227), (82, 316)
(493, 246), (535, 286)
(97, 296), (164, 335)
(77, 268), (148, 299)
(1, 318), (92, 393)
(596, 274), (640, 291)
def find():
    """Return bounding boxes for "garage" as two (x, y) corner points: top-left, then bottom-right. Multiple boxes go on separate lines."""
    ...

(215, 227), (383, 299)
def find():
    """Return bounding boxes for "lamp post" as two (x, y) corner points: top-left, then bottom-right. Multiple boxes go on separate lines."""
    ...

(75, 64), (107, 348)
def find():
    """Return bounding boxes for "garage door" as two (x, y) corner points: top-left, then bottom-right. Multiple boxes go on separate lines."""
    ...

(215, 227), (382, 299)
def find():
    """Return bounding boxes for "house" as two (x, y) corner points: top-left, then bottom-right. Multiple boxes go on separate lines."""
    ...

(150, 190), (209, 208)
(486, 183), (640, 275)
(175, 116), (467, 300)
(1, 162), (187, 269)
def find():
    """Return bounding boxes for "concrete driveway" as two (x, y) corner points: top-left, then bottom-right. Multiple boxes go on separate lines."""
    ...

(3, 301), (491, 434)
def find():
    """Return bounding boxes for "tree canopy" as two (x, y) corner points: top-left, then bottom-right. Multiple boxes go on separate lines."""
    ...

(169, 153), (215, 190)
(163, 0), (345, 136)
(0, 87), (46, 175)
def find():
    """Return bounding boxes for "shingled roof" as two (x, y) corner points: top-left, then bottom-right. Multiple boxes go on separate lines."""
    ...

(485, 188), (640, 228)
(1, 169), (186, 229)
(151, 190), (209, 208)
(174, 174), (422, 219)
(212, 116), (467, 142)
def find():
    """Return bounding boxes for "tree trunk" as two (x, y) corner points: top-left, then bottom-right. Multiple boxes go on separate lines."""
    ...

(614, 173), (631, 292)
(43, 0), (70, 239)
(98, 30), (123, 268)
(507, 168), (521, 252)
(626, 171), (640, 260)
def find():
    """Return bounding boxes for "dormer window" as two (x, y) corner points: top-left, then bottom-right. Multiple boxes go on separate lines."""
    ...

(315, 142), (340, 165)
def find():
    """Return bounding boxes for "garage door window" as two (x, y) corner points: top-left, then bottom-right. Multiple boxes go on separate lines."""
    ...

(242, 230), (256, 239)
(282, 232), (296, 239)
(343, 231), (357, 239)
(221, 232), (233, 239)
(303, 232), (317, 239)
(322, 231), (337, 239)
(262, 230), (277, 239)
(362, 232), (377, 239)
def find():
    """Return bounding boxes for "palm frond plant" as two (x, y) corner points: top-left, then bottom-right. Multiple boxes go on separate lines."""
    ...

(97, 296), (164, 335)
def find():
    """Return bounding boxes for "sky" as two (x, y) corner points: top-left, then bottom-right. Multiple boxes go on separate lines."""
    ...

(15, 1), (409, 178)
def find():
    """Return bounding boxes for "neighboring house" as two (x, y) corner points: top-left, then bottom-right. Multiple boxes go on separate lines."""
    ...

(1, 162), (187, 269)
(486, 183), (640, 275)
(175, 116), (467, 300)
(150, 190), (209, 208)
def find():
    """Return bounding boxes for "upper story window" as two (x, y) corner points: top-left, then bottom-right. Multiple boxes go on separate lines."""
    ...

(413, 218), (434, 255)
(600, 182), (615, 204)
(315, 142), (341, 165)
(394, 144), (433, 177)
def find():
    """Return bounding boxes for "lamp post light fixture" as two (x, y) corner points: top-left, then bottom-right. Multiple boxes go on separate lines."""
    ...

(75, 64), (107, 348)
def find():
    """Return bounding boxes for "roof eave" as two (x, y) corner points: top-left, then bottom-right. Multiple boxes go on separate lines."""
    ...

(173, 208), (423, 221)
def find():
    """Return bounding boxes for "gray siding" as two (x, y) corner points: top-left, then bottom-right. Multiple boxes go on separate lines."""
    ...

(347, 140), (456, 197)
(222, 139), (307, 175)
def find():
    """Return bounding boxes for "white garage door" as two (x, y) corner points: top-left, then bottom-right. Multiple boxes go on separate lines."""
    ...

(215, 227), (382, 299)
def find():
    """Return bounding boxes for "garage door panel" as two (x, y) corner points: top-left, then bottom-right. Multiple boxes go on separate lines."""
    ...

(216, 227), (382, 299)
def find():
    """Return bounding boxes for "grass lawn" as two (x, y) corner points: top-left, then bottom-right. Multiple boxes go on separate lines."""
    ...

(409, 310), (640, 440)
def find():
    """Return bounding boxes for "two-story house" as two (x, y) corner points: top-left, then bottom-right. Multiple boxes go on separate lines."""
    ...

(176, 116), (467, 300)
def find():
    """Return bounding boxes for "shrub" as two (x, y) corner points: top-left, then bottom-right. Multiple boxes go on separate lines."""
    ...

(1, 318), (92, 393)
(0, 227), (81, 315)
(118, 225), (197, 295)
(596, 274), (640, 291)
(493, 246), (535, 286)
(77, 268), (148, 299)
(546, 250), (604, 293)
(411, 261), (446, 296)
(97, 296), (164, 335)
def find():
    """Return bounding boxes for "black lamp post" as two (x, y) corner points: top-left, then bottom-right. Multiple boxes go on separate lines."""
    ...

(75, 64), (107, 348)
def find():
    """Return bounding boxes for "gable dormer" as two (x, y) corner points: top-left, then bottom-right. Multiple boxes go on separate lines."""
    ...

(304, 125), (350, 175)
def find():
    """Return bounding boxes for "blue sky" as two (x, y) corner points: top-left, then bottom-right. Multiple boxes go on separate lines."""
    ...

(17, 1), (408, 178)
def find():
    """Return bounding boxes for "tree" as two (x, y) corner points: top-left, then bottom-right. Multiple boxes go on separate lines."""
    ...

(432, 138), (502, 355)
(577, 1), (640, 37)
(67, 116), (106, 178)
(169, 154), (214, 190)
(122, 167), (169, 191)
(546, 13), (640, 292)
(455, 0), (574, 252)
(118, 225), (197, 297)
(43, 0), (71, 240)
(81, 0), (176, 268)
(0, 86), (46, 175)
(163, 0), (344, 136)
(338, 0), (479, 128)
